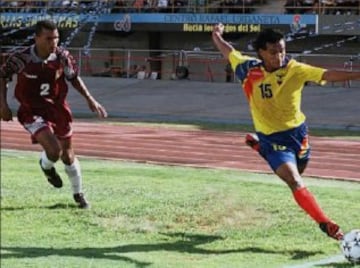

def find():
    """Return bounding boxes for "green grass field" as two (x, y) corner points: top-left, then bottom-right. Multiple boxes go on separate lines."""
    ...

(1, 149), (359, 268)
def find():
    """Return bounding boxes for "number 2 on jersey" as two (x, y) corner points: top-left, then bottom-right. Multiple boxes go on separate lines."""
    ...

(40, 83), (50, 96)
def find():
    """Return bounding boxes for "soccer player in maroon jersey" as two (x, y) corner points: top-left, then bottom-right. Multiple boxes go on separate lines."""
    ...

(0, 20), (108, 209)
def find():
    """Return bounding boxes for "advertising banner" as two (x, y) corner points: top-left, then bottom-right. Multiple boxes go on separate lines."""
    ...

(0, 13), (317, 36)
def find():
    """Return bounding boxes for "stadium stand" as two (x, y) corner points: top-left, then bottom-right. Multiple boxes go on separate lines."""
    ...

(0, 0), (359, 14)
(284, 0), (359, 15)
(1, 0), (359, 82)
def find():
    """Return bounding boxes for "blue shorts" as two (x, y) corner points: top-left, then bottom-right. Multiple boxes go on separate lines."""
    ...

(257, 123), (311, 171)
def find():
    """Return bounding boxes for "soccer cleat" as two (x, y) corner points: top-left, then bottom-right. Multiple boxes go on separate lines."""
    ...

(39, 160), (63, 188)
(319, 221), (344, 241)
(245, 133), (260, 152)
(73, 193), (90, 209)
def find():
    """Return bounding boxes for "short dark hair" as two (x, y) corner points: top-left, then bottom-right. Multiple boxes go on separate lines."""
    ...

(253, 28), (284, 51)
(35, 20), (57, 36)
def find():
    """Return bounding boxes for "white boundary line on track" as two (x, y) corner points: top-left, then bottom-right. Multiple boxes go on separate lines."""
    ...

(283, 254), (345, 268)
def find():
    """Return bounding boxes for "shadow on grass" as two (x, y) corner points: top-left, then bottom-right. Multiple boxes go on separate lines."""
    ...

(315, 263), (358, 268)
(1, 203), (79, 210)
(1, 232), (323, 267)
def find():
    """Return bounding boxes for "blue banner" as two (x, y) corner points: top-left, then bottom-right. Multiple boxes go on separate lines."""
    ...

(0, 13), (317, 34)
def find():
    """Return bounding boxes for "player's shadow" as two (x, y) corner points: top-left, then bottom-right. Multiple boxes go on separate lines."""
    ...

(1, 232), (323, 266)
(1, 203), (80, 210)
(316, 263), (358, 267)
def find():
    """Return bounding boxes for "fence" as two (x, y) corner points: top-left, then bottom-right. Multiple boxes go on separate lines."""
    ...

(1, 47), (359, 84)
(54, 48), (360, 85)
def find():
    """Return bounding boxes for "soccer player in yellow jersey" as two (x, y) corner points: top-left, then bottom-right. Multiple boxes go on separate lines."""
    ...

(212, 23), (360, 241)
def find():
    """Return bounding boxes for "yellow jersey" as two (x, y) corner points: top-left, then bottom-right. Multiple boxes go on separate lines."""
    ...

(229, 50), (326, 135)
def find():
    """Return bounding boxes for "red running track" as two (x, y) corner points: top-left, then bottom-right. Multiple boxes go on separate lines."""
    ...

(1, 120), (359, 182)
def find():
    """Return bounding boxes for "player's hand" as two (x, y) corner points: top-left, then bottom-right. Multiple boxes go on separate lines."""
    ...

(212, 23), (224, 36)
(0, 105), (13, 121)
(87, 97), (108, 118)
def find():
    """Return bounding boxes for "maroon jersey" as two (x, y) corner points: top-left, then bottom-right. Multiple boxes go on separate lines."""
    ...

(0, 45), (79, 140)
(0, 45), (78, 109)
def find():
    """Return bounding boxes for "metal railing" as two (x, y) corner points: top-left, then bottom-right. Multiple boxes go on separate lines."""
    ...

(1, 47), (359, 84)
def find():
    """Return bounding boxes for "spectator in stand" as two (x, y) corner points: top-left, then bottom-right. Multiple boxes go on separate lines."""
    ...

(300, 0), (316, 13)
(111, 0), (127, 12)
(133, 0), (145, 12)
(284, 0), (300, 14)
(238, 0), (255, 14)
(321, 0), (336, 14)
(8, 1), (25, 12)
(157, 0), (169, 12)
(220, 0), (235, 13)
(168, 0), (185, 12)
(335, 0), (359, 14)
(351, 0), (360, 14)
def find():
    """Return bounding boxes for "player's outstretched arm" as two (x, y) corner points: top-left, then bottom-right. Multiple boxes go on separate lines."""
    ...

(212, 23), (234, 61)
(0, 78), (13, 121)
(322, 70), (360, 82)
(70, 76), (108, 118)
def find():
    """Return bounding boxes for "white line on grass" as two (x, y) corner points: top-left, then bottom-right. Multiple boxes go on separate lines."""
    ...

(283, 254), (345, 268)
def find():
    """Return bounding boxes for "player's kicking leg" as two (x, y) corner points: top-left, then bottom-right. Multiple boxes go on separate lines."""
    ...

(295, 155), (340, 239)
(276, 162), (344, 241)
(60, 138), (90, 209)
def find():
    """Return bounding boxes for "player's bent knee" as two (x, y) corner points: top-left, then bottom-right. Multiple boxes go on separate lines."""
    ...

(45, 148), (62, 162)
(275, 163), (304, 190)
(61, 151), (75, 165)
